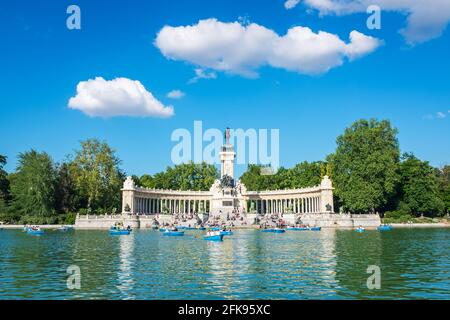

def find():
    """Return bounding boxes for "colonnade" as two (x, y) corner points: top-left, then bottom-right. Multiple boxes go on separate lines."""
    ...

(134, 197), (210, 215)
(247, 196), (321, 214)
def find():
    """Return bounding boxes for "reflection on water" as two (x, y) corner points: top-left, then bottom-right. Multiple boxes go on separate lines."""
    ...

(117, 234), (135, 299)
(0, 228), (449, 299)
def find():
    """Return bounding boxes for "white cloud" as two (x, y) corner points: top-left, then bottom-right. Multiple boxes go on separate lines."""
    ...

(167, 89), (185, 99)
(284, 0), (301, 10)
(424, 110), (450, 120)
(68, 77), (174, 118)
(188, 68), (218, 83)
(286, 0), (450, 45)
(436, 111), (447, 119)
(155, 18), (381, 77)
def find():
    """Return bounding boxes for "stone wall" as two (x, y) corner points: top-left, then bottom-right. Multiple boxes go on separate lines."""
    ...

(75, 214), (140, 229)
(298, 213), (381, 228)
(75, 212), (381, 229)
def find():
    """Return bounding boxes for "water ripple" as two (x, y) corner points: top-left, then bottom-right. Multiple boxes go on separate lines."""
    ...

(0, 228), (449, 299)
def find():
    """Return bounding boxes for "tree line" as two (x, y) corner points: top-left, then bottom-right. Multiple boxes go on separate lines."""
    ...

(240, 119), (450, 220)
(0, 139), (124, 224)
(0, 119), (449, 224)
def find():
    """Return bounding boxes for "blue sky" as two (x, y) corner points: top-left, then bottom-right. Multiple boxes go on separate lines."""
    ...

(1, 0), (449, 178)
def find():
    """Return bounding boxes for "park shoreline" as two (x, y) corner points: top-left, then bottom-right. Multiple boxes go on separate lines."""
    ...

(2, 223), (449, 230)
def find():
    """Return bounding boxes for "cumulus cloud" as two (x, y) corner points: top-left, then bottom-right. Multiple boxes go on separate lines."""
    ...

(284, 0), (301, 10)
(436, 111), (447, 119)
(424, 110), (450, 120)
(167, 89), (185, 99)
(188, 68), (218, 83)
(285, 0), (450, 45)
(155, 18), (381, 77)
(68, 77), (174, 118)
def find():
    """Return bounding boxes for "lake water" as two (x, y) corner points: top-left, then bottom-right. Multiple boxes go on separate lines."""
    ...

(0, 228), (449, 299)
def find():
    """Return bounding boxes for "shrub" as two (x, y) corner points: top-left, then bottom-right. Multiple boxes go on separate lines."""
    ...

(65, 212), (76, 225)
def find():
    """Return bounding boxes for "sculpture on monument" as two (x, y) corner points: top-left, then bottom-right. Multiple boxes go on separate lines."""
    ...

(220, 175), (234, 188)
(224, 127), (231, 145)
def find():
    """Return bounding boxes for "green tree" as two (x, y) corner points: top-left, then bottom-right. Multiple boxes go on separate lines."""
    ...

(10, 150), (56, 216)
(70, 139), (124, 213)
(288, 161), (323, 188)
(0, 155), (11, 217)
(147, 162), (218, 191)
(131, 175), (141, 187)
(55, 162), (77, 213)
(439, 165), (450, 215)
(329, 119), (400, 213)
(0, 155), (10, 201)
(139, 174), (154, 188)
(240, 164), (262, 191)
(240, 162), (322, 191)
(398, 153), (445, 217)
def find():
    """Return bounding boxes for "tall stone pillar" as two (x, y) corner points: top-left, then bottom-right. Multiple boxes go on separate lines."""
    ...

(121, 176), (136, 214)
(320, 175), (334, 213)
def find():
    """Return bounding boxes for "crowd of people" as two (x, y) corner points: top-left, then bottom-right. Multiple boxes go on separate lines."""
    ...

(258, 212), (286, 229)
(206, 209), (248, 228)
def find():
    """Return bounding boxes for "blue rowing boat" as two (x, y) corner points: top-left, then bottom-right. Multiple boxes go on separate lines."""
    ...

(262, 228), (286, 233)
(109, 228), (131, 235)
(355, 227), (365, 233)
(26, 228), (44, 235)
(378, 225), (392, 231)
(204, 234), (224, 241)
(287, 226), (322, 231)
(162, 231), (184, 236)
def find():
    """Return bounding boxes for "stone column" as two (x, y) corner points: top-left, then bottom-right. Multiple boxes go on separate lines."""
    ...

(314, 197), (317, 213)
(319, 176), (334, 213)
(313, 197), (316, 213)
(316, 197), (319, 213)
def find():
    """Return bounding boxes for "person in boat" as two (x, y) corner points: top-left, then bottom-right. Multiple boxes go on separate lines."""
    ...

(126, 225), (131, 231)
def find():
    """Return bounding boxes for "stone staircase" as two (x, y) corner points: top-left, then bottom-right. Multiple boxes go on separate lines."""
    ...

(206, 211), (250, 227)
